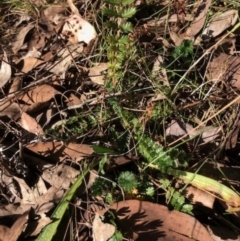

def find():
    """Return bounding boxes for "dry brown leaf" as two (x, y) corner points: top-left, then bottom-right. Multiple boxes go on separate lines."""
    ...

(16, 57), (45, 73)
(44, 4), (67, 21)
(42, 164), (79, 189)
(0, 51), (12, 88)
(28, 29), (49, 52)
(0, 102), (21, 120)
(9, 76), (22, 93)
(48, 44), (83, 74)
(67, 0), (79, 14)
(185, 0), (212, 37)
(13, 176), (36, 204)
(12, 23), (35, 54)
(207, 53), (240, 90)
(20, 84), (59, 105)
(166, 120), (188, 137)
(166, 120), (220, 143)
(0, 211), (29, 241)
(201, 126), (221, 143)
(0, 172), (22, 204)
(0, 175), (62, 216)
(61, 14), (97, 44)
(225, 121), (240, 149)
(25, 141), (93, 162)
(169, 30), (183, 46)
(29, 215), (52, 236)
(206, 52), (229, 81)
(35, 176), (48, 196)
(92, 213), (115, 241)
(151, 55), (169, 87)
(99, 200), (213, 241)
(186, 186), (215, 209)
(89, 63), (108, 85)
(24, 47), (41, 58)
(14, 14), (31, 27)
(147, 14), (193, 28)
(23, 101), (50, 114)
(20, 112), (44, 135)
(37, 107), (54, 126)
(36, 186), (63, 212)
(67, 93), (82, 107)
(203, 10), (238, 39)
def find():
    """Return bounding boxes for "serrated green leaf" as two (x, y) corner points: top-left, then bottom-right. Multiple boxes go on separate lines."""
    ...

(102, 8), (120, 17)
(120, 22), (133, 32)
(106, 21), (119, 29)
(103, 0), (121, 5)
(145, 186), (155, 196)
(120, 7), (136, 18)
(122, 0), (135, 6)
(181, 204), (193, 215)
(105, 193), (114, 204)
(118, 171), (138, 192)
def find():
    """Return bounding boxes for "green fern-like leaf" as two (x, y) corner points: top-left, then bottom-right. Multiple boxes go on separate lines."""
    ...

(121, 0), (135, 5)
(120, 7), (136, 18)
(159, 178), (171, 189)
(118, 171), (138, 192)
(145, 186), (155, 197)
(181, 204), (193, 215)
(120, 22), (133, 32)
(109, 230), (123, 241)
(171, 191), (185, 211)
(105, 193), (114, 204)
(172, 40), (194, 59)
(103, 0), (122, 5)
(102, 7), (120, 17)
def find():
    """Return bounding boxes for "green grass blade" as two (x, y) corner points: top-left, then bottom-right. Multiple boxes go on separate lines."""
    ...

(37, 168), (89, 241)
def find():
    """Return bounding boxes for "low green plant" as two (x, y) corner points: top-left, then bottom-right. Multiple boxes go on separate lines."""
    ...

(101, 0), (137, 89)
(45, 109), (108, 140)
(172, 40), (194, 60)
(4, 0), (39, 14)
(117, 171), (138, 192)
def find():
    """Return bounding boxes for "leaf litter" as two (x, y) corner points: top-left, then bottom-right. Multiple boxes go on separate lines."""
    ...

(0, 0), (240, 240)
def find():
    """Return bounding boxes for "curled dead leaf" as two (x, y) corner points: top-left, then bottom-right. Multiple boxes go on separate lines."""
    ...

(9, 76), (22, 93)
(89, 63), (108, 85)
(98, 200), (213, 241)
(42, 164), (79, 189)
(0, 102), (21, 120)
(12, 23), (35, 54)
(92, 213), (115, 241)
(186, 186), (215, 209)
(185, 0), (212, 38)
(67, 93), (82, 107)
(48, 44), (83, 74)
(203, 10), (238, 39)
(16, 57), (45, 73)
(0, 51), (11, 88)
(44, 4), (67, 21)
(0, 211), (29, 241)
(20, 112), (44, 135)
(19, 84), (59, 105)
(25, 141), (93, 162)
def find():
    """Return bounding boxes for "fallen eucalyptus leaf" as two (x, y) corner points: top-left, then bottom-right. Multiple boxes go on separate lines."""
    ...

(0, 51), (11, 88)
